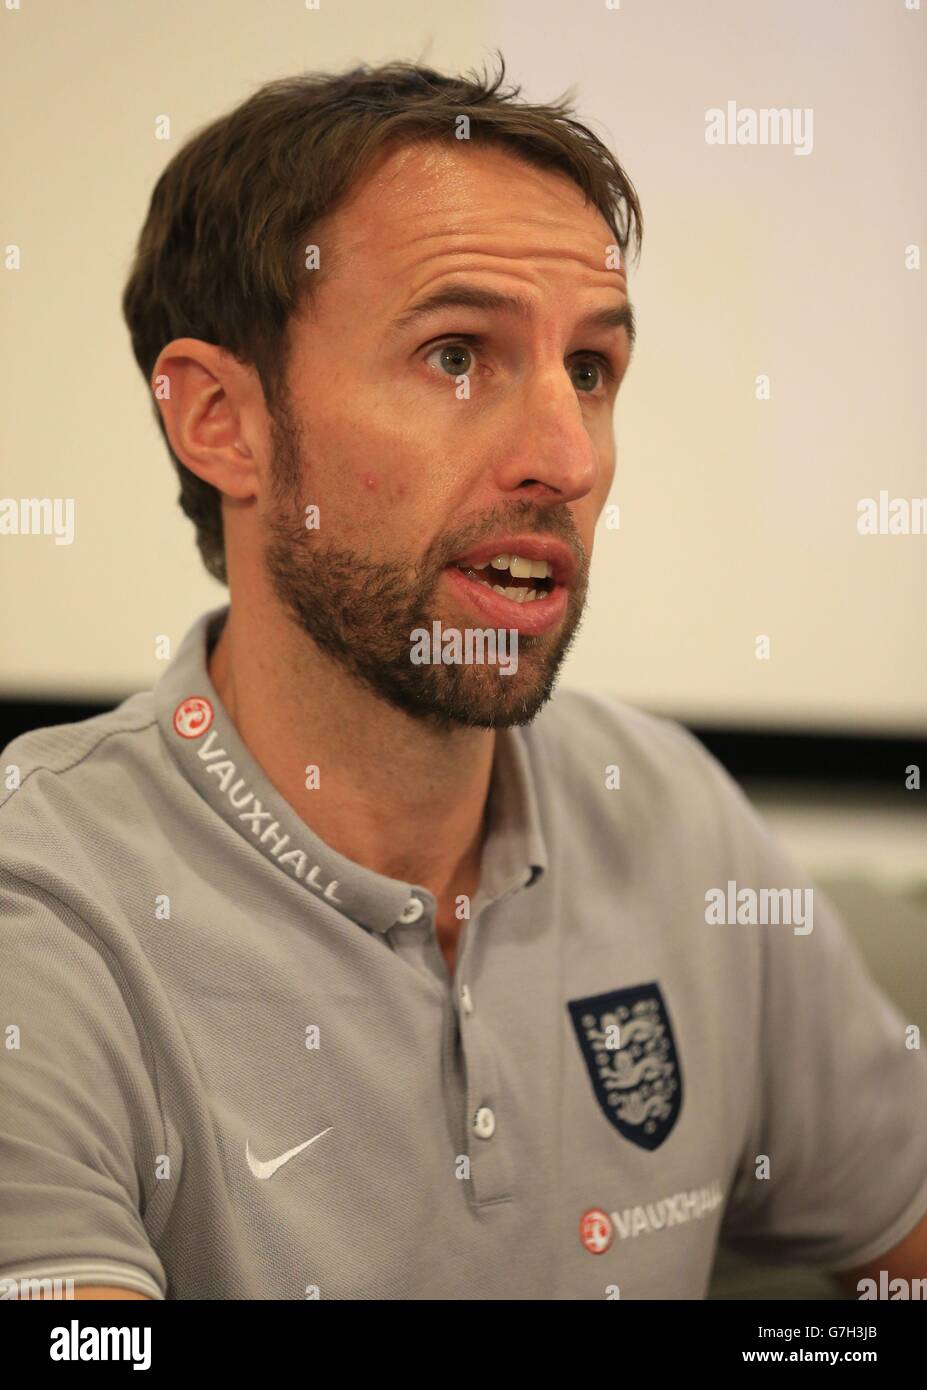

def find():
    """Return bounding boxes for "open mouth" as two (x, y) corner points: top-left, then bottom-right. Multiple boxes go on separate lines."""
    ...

(452, 553), (556, 605)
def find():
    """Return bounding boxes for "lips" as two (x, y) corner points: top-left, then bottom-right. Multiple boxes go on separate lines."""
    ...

(442, 560), (570, 636)
(450, 536), (579, 589)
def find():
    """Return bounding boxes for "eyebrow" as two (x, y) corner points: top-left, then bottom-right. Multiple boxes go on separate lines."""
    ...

(385, 283), (636, 354)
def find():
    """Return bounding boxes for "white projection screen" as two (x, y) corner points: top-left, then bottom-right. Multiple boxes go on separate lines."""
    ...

(1, 0), (924, 735)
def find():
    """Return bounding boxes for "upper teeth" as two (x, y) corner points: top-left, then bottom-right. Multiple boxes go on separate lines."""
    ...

(474, 554), (552, 579)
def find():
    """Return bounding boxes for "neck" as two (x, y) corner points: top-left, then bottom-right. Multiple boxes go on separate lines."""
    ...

(207, 600), (494, 907)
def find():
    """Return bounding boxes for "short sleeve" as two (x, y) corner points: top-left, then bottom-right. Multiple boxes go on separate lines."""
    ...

(0, 872), (168, 1299)
(714, 790), (927, 1272)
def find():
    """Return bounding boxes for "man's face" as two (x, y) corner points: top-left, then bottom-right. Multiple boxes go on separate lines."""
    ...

(262, 139), (633, 730)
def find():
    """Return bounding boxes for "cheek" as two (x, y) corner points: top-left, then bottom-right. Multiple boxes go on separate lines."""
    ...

(357, 471), (408, 504)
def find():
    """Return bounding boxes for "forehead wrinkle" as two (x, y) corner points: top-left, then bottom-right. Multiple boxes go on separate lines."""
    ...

(327, 137), (621, 284)
(381, 239), (630, 346)
(320, 181), (626, 344)
(345, 179), (617, 263)
(383, 279), (634, 355)
(388, 231), (626, 295)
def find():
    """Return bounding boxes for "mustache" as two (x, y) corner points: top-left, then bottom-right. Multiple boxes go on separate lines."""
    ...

(430, 505), (586, 574)
(271, 489), (587, 587)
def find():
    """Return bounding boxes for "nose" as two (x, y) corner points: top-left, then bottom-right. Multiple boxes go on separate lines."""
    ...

(491, 363), (602, 504)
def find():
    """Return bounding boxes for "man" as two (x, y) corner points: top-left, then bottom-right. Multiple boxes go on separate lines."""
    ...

(2, 59), (926, 1301)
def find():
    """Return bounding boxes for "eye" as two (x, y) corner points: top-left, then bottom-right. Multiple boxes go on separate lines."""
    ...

(424, 341), (475, 378)
(422, 339), (618, 396)
(570, 355), (616, 395)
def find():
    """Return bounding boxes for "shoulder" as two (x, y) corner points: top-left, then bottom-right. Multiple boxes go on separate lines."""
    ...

(521, 686), (780, 871)
(0, 692), (161, 885)
(1, 691), (157, 791)
(525, 685), (738, 804)
(0, 696), (171, 1093)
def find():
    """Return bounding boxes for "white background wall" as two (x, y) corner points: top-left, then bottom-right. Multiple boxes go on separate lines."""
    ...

(2, 0), (924, 735)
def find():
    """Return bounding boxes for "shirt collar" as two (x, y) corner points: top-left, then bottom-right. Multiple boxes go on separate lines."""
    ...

(154, 604), (547, 935)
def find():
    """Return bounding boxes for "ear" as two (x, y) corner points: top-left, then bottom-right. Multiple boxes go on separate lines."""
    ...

(150, 338), (269, 500)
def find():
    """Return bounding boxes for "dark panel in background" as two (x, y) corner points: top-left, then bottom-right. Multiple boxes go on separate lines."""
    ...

(688, 724), (924, 787)
(1, 698), (923, 787)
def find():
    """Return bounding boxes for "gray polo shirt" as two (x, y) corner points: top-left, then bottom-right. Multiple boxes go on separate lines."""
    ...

(2, 603), (926, 1300)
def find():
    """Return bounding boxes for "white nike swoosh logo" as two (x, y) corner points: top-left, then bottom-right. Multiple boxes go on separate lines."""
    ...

(245, 1127), (333, 1180)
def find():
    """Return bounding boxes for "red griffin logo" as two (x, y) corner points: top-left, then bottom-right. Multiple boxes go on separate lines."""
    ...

(173, 695), (214, 740)
(579, 1208), (614, 1255)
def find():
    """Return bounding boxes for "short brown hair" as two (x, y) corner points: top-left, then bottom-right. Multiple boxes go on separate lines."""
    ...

(121, 54), (643, 585)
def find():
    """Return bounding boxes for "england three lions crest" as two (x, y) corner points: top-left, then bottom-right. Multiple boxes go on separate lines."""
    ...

(567, 983), (683, 1150)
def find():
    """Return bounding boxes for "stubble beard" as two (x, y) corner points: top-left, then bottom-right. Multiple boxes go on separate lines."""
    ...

(261, 400), (589, 732)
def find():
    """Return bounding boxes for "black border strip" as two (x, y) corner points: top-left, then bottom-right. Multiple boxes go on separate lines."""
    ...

(0, 699), (924, 786)
(1, 692), (927, 783)
(687, 723), (925, 785)
(1, 700), (116, 748)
